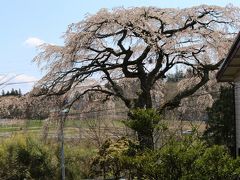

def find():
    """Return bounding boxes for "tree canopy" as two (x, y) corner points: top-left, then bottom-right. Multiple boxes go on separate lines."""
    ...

(34, 5), (240, 112)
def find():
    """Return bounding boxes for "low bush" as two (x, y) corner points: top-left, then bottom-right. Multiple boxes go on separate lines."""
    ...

(0, 135), (56, 179)
(1, 133), (239, 179)
(64, 144), (96, 179)
(91, 136), (240, 179)
(0, 135), (97, 179)
(91, 137), (139, 179)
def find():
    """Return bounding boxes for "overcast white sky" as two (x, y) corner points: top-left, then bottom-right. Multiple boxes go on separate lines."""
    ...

(0, 0), (239, 93)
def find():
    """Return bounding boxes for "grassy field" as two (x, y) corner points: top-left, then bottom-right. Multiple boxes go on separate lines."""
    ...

(0, 118), (206, 139)
(0, 118), (128, 143)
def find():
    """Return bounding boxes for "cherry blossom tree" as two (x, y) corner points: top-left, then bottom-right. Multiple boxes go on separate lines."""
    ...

(34, 5), (240, 149)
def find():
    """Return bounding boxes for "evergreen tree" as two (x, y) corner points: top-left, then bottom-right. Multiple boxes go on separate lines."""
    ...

(1, 90), (5, 96)
(204, 86), (235, 155)
(14, 89), (18, 96)
(10, 88), (15, 96)
(18, 89), (22, 96)
(6, 91), (10, 96)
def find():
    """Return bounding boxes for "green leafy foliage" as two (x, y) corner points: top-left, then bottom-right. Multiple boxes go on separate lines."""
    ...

(91, 137), (139, 179)
(91, 136), (240, 179)
(64, 144), (96, 179)
(0, 135), (97, 179)
(125, 108), (161, 149)
(127, 108), (160, 134)
(0, 133), (239, 179)
(191, 145), (240, 180)
(0, 135), (56, 179)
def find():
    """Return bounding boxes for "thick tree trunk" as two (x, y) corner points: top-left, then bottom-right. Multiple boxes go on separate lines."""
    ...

(138, 130), (154, 150)
(135, 91), (152, 109)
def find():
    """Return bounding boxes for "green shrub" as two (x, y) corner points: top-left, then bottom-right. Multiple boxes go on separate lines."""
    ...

(64, 144), (96, 179)
(190, 145), (240, 180)
(92, 136), (240, 179)
(0, 135), (97, 179)
(0, 135), (56, 179)
(91, 137), (139, 179)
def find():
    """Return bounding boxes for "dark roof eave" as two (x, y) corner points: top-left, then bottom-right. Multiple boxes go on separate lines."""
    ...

(217, 31), (240, 82)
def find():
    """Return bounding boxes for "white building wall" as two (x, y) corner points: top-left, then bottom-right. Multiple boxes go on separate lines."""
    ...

(235, 82), (240, 155)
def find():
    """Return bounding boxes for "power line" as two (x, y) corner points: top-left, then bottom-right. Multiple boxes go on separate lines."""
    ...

(1, 81), (36, 85)
(0, 81), (37, 91)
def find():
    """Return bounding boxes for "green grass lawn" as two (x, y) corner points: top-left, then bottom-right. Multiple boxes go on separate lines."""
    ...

(0, 118), (126, 138)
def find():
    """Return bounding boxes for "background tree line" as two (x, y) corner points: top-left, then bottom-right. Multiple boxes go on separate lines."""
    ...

(1, 88), (22, 97)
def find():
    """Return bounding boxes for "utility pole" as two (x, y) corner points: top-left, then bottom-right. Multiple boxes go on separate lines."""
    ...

(59, 108), (69, 180)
